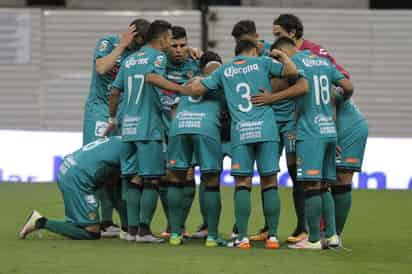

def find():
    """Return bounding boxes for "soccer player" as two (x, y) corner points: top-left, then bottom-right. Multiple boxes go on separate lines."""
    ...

(187, 39), (300, 249)
(252, 37), (353, 249)
(82, 19), (150, 237)
(231, 20), (272, 57)
(167, 50), (225, 247)
(159, 26), (201, 239)
(268, 13), (351, 243)
(107, 20), (192, 243)
(332, 90), (368, 245)
(19, 136), (128, 240)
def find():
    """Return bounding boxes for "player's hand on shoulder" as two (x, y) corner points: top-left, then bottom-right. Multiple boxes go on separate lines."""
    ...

(189, 47), (203, 60)
(119, 25), (137, 49)
(103, 117), (118, 137)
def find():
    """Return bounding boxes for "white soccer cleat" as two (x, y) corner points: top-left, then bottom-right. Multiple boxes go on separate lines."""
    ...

(288, 239), (322, 250)
(227, 237), (250, 249)
(101, 225), (121, 238)
(325, 234), (341, 249)
(191, 229), (208, 239)
(136, 234), (165, 243)
(19, 210), (43, 239)
(121, 232), (137, 242)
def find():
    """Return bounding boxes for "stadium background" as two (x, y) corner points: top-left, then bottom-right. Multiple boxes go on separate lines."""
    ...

(0, 0), (411, 190)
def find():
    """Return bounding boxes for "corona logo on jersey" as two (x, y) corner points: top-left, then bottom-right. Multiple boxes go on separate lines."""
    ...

(224, 63), (259, 78)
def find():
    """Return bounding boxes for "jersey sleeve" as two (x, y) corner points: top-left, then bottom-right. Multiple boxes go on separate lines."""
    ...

(200, 68), (222, 91)
(111, 64), (124, 91)
(149, 53), (167, 76)
(262, 56), (284, 78)
(331, 64), (346, 85)
(94, 38), (115, 60)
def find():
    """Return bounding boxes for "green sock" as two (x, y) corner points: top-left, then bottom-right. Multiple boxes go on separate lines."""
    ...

(292, 182), (306, 233)
(321, 190), (337, 238)
(159, 184), (169, 227)
(139, 183), (159, 226)
(126, 183), (141, 227)
(262, 187), (281, 237)
(111, 185), (128, 229)
(121, 178), (128, 201)
(180, 181), (195, 231)
(39, 219), (99, 240)
(167, 185), (185, 235)
(96, 187), (114, 223)
(332, 185), (352, 235)
(199, 179), (208, 227)
(204, 187), (221, 238)
(234, 187), (251, 239)
(305, 190), (322, 243)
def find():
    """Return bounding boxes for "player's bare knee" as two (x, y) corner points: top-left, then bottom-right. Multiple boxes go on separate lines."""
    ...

(168, 170), (186, 184)
(337, 170), (354, 185)
(235, 176), (252, 188)
(204, 173), (220, 188)
(286, 153), (296, 166)
(303, 181), (321, 191)
(185, 168), (195, 181)
(130, 175), (142, 186)
(260, 174), (278, 190)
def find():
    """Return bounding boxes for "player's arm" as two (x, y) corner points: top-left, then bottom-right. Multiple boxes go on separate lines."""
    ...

(251, 78), (309, 106)
(270, 49), (298, 78)
(332, 65), (354, 100)
(145, 73), (193, 95)
(95, 26), (136, 75)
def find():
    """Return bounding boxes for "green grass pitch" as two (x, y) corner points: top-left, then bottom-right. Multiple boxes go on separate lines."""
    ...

(0, 183), (411, 274)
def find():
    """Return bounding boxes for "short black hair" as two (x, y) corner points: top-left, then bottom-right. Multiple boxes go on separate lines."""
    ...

(129, 19), (151, 48)
(145, 20), (172, 42)
(171, 26), (187, 40)
(199, 51), (222, 70)
(231, 20), (257, 39)
(271, 36), (296, 51)
(273, 14), (304, 40)
(235, 39), (258, 56)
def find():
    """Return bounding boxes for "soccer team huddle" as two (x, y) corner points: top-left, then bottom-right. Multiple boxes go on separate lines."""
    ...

(19, 14), (368, 250)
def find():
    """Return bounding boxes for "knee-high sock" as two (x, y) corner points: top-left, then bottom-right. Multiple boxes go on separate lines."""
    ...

(158, 183), (169, 229)
(305, 189), (322, 243)
(139, 182), (159, 226)
(262, 186), (281, 237)
(332, 185), (352, 235)
(96, 187), (114, 223)
(167, 184), (184, 235)
(180, 180), (195, 230)
(234, 187), (251, 239)
(321, 189), (337, 238)
(199, 178), (208, 227)
(126, 182), (141, 230)
(204, 186), (221, 238)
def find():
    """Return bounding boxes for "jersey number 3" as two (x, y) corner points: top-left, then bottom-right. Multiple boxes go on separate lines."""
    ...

(236, 83), (252, 112)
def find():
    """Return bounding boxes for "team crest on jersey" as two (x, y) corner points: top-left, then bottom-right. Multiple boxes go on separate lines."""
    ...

(137, 52), (145, 57)
(95, 121), (109, 137)
(88, 211), (97, 221)
(155, 55), (165, 67)
(99, 40), (109, 52)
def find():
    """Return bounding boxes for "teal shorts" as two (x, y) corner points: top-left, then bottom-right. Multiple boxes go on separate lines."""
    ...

(296, 138), (336, 182)
(337, 120), (368, 172)
(122, 141), (165, 178)
(168, 134), (222, 173)
(83, 117), (121, 146)
(57, 171), (100, 226)
(231, 141), (280, 177)
(277, 120), (296, 155)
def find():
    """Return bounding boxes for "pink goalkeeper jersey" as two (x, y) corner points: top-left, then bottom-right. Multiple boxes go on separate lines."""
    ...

(299, 39), (350, 79)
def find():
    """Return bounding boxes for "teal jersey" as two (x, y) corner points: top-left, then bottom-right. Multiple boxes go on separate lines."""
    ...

(112, 45), (167, 142)
(201, 55), (284, 147)
(259, 40), (272, 57)
(170, 84), (225, 141)
(58, 136), (124, 192)
(335, 95), (366, 135)
(161, 57), (201, 134)
(293, 50), (345, 140)
(84, 35), (132, 118)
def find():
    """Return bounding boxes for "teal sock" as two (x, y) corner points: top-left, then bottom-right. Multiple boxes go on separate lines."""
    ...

(167, 185), (185, 235)
(39, 219), (99, 240)
(305, 190), (322, 243)
(332, 185), (352, 235)
(121, 178), (128, 202)
(199, 179), (208, 227)
(96, 187), (114, 223)
(139, 183), (159, 226)
(126, 183), (141, 227)
(204, 186), (221, 238)
(321, 189), (337, 238)
(159, 184), (170, 227)
(234, 187), (251, 239)
(262, 187), (281, 237)
(111, 185), (128, 229)
(292, 182), (307, 233)
(180, 180), (195, 230)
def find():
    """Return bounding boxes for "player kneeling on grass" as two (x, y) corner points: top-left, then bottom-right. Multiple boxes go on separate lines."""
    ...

(187, 39), (300, 249)
(20, 136), (128, 240)
(251, 37), (354, 250)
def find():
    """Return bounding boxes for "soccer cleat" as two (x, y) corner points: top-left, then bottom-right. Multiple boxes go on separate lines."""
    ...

(182, 231), (191, 239)
(249, 229), (269, 241)
(205, 236), (227, 247)
(286, 232), (308, 243)
(288, 239), (322, 250)
(161, 231), (171, 239)
(231, 232), (239, 241)
(265, 236), (280, 249)
(227, 237), (251, 249)
(101, 225), (121, 238)
(122, 233), (137, 242)
(169, 234), (183, 246)
(325, 235), (340, 249)
(191, 227), (208, 239)
(19, 210), (43, 239)
(136, 234), (165, 243)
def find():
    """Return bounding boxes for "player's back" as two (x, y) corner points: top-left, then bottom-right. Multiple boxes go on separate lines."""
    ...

(292, 50), (344, 140)
(335, 96), (366, 135)
(115, 45), (167, 141)
(60, 137), (123, 191)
